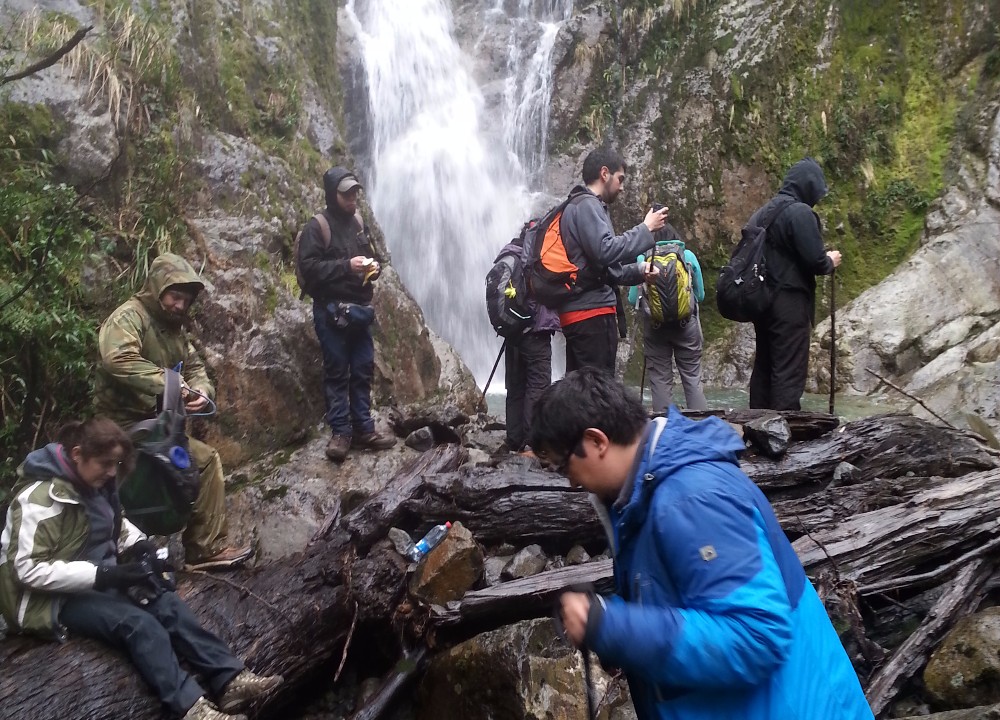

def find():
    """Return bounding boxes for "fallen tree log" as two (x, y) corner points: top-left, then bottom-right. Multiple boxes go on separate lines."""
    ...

(431, 559), (615, 639)
(772, 474), (950, 539)
(0, 446), (467, 720)
(793, 468), (1000, 590)
(865, 559), (995, 718)
(681, 408), (840, 441)
(2, 412), (995, 719)
(743, 414), (998, 499)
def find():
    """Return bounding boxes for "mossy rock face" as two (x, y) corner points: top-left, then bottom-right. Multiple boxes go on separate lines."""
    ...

(924, 607), (1000, 710)
(416, 618), (635, 720)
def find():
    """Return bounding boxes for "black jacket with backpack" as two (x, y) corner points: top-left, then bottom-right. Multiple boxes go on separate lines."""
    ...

(557, 186), (652, 314)
(298, 166), (381, 305)
(756, 158), (834, 321)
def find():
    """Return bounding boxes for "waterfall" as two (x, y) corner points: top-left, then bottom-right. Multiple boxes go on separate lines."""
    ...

(345, 0), (573, 386)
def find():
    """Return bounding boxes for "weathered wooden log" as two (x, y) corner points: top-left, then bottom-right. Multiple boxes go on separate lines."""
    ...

(431, 559), (615, 638)
(0, 446), (467, 720)
(681, 408), (840, 441)
(865, 559), (995, 718)
(772, 474), (950, 539)
(342, 458), (604, 554)
(794, 469), (1000, 590)
(743, 414), (998, 499)
(2, 413), (995, 719)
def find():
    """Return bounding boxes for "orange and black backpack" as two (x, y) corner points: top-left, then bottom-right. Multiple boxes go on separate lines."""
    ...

(524, 188), (593, 308)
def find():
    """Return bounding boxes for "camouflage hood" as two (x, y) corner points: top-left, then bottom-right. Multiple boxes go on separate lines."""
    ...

(135, 253), (205, 325)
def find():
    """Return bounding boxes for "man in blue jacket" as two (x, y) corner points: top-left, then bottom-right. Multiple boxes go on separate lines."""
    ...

(529, 368), (873, 720)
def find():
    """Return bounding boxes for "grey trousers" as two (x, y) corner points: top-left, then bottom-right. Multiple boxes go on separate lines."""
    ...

(644, 316), (708, 413)
(60, 590), (244, 718)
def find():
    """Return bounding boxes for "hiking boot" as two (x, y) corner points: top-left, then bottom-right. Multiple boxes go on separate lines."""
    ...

(217, 669), (285, 713)
(185, 545), (253, 571)
(183, 696), (246, 720)
(325, 433), (351, 461)
(351, 430), (397, 451)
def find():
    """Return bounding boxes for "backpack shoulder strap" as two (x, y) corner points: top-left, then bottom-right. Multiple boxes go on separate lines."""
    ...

(162, 368), (184, 414)
(314, 212), (332, 249)
(760, 195), (796, 230)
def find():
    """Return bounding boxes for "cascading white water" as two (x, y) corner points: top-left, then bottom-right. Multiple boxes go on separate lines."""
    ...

(345, 0), (573, 386)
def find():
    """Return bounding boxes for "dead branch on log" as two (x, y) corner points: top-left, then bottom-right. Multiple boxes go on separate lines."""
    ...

(183, 568), (285, 618)
(865, 559), (995, 718)
(335, 601), (359, 683)
(864, 368), (956, 430)
(0, 26), (92, 85)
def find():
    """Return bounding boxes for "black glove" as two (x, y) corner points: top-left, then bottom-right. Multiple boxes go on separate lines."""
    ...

(120, 539), (156, 564)
(94, 562), (152, 591)
(121, 540), (172, 574)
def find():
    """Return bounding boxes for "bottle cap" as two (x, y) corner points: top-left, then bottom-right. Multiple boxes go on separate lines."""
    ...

(445, 521), (452, 529)
(169, 446), (191, 469)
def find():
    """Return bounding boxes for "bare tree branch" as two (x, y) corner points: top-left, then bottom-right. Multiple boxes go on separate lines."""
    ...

(0, 25), (93, 86)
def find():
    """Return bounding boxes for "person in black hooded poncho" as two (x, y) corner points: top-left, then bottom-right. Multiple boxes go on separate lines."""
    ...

(748, 157), (842, 410)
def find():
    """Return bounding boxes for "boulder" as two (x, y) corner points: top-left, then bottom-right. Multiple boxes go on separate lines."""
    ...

(503, 544), (548, 580)
(410, 522), (484, 606)
(924, 607), (1000, 709)
(416, 618), (636, 720)
(405, 427), (436, 452)
(742, 415), (791, 458)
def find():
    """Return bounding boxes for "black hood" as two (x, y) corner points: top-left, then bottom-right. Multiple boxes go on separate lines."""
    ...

(778, 158), (828, 207)
(323, 166), (357, 217)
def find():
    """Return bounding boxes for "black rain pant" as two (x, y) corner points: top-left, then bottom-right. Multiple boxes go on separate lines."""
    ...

(749, 290), (813, 411)
(504, 331), (553, 450)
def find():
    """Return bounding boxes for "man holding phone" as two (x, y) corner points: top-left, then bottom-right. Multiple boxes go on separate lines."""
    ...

(298, 167), (397, 462)
(556, 147), (669, 372)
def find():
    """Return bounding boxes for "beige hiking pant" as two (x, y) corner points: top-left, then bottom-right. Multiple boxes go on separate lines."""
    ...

(184, 438), (229, 562)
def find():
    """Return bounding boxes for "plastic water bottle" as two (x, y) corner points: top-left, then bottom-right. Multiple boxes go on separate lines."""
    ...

(408, 522), (452, 562)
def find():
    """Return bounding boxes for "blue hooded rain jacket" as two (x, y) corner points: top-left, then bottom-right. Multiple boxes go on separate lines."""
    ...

(586, 408), (874, 719)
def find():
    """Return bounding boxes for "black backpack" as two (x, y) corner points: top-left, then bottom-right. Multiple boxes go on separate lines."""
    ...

(716, 197), (795, 322)
(486, 232), (534, 339)
(119, 369), (201, 536)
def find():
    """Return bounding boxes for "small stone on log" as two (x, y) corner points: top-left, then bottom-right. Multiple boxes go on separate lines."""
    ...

(502, 544), (547, 580)
(405, 427), (436, 452)
(743, 415), (792, 458)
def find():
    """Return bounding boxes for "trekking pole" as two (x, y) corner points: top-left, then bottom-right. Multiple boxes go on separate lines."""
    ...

(828, 269), (836, 415)
(481, 340), (506, 405)
(639, 355), (647, 407)
(581, 647), (597, 720)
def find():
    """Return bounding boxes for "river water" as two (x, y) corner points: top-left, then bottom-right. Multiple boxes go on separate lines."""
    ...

(486, 386), (907, 422)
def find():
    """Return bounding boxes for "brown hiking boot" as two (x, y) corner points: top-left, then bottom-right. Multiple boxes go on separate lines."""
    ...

(325, 433), (351, 461)
(185, 545), (253, 571)
(218, 669), (284, 713)
(351, 430), (397, 451)
(183, 696), (245, 720)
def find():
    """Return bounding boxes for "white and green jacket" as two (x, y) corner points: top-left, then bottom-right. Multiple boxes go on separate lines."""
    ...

(0, 443), (143, 639)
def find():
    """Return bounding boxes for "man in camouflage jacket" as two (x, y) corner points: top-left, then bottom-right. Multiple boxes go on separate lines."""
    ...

(95, 254), (249, 568)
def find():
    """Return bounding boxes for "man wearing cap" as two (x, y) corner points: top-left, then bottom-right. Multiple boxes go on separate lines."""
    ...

(298, 167), (397, 462)
(95, 253), (251, 570)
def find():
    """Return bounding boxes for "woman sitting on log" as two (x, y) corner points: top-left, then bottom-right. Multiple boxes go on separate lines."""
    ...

(0, 417), (282, 720)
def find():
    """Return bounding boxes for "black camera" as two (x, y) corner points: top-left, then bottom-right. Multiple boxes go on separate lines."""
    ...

(125, 559), (163, 607)
(652, 203), (667, 213)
